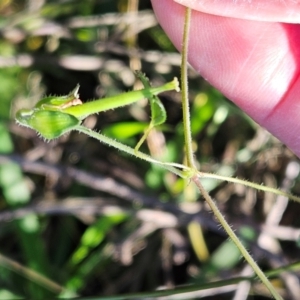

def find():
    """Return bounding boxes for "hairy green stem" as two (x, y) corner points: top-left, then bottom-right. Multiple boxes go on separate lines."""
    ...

(63, 78), (179, 120)
(0, 253), (68, 294)
(199, 171), (300, 203)
(192, 176), (283, 300)
(75, 126), (188, 177)
(181, 7), (196, 169)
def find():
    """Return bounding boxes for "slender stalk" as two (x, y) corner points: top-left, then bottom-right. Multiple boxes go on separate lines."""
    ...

(181, 7), (196, 169)
(75, 126), (188, 177)
(0, 253), (69, 295)
(192, 176), (283, 300)
(63, 78), (179, 120)
(199, 171), (300, 203)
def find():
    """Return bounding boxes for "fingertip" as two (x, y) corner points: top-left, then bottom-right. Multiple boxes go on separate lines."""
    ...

(151, 0), (186, 51)
(172, 0), (300, 23)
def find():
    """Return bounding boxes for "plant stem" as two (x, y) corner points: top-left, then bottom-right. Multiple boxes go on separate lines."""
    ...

(199, 171), (300, 203)
(192, 175), (283, 300)
(63, 78), (179, 120)
(181, 7), (196, 169)
(75, 125), (187, 177)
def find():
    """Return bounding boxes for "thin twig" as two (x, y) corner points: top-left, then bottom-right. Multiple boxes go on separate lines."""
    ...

(181, 7), (196, 169)
(192, 175), (283, 300)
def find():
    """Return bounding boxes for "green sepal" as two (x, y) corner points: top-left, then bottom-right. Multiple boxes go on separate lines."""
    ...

(35, 84), (81, 110)
(16, 110), (80, 140)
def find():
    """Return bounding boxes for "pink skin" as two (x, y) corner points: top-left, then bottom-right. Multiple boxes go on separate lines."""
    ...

(151, 0), (300, 157)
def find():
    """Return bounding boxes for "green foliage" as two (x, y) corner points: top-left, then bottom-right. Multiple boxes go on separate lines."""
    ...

(102, 122), (148, 140)
(0, 163), (30, 205)
(0, 1), (299, 299)
(0, 123), (13, 154)
(0, 68), (22, 120)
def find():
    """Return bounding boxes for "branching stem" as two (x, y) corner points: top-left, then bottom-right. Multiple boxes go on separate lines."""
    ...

(199, 171), (300, 203)
(75, 126), (187, 177)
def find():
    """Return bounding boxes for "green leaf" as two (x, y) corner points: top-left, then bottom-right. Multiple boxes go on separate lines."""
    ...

(0, 122), (13, 153)
(210, 240), (241, 270)
(136, 71), (167, 127)
(102, 122), (148, 139)
(134, 72), (168, 151)
(70, 214), (127, 266)
(0, 163), (30, 205)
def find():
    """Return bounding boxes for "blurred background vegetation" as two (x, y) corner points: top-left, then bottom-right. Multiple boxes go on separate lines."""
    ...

(0, 0), (300, 299)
